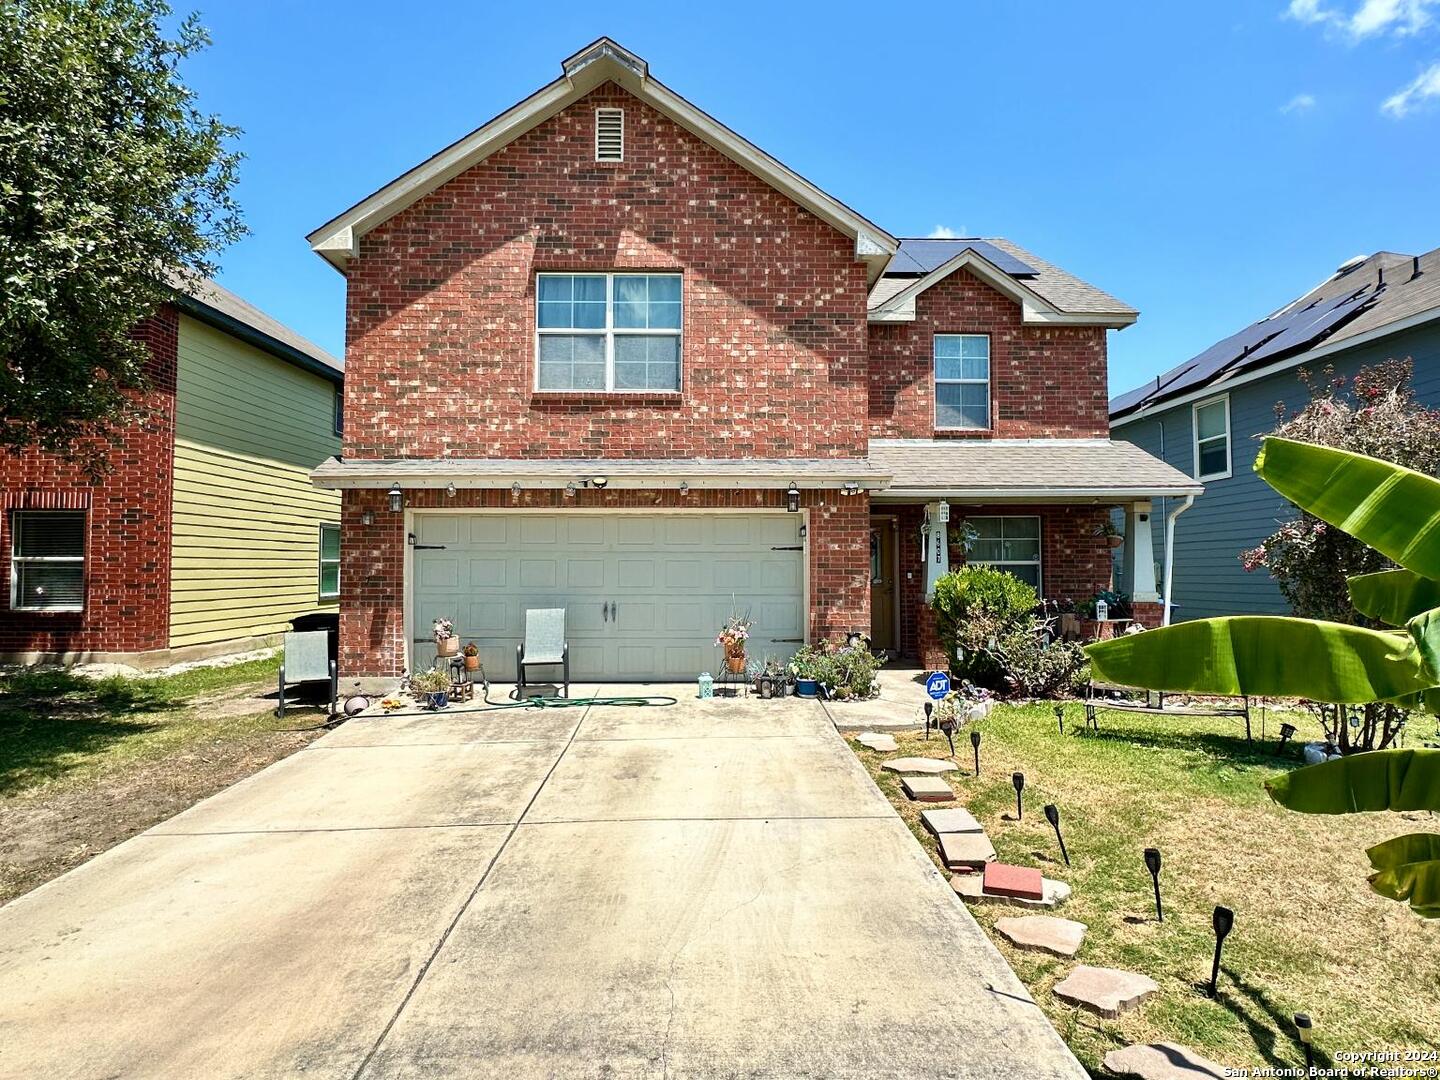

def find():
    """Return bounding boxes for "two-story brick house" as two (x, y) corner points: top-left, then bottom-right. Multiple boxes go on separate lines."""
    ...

(308, 39), (1199, 683)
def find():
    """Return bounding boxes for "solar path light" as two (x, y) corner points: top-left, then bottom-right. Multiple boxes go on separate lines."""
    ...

(1294, 1013), (1314, 1069)
(923, 700), (934, 739)
(1011, 771), (1025, 820)
(1208, 906), (1234, 997)
(1277, 722), (1297, 754)
(1053, 704), (1065, 734)
(970, 729), (981, 776)
(1043, 803), (1069, 866)
(1144, 847), (1163, 922)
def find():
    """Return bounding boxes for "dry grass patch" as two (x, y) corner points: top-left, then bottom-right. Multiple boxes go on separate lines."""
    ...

(848, 703), (1440, 1073)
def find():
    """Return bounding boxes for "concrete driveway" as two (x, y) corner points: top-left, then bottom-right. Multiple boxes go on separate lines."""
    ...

(0, 687), (1083, 1079)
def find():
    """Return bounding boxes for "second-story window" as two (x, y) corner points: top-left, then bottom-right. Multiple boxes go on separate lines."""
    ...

(934, 333), (991, 430)
(536, 273), (681, 392)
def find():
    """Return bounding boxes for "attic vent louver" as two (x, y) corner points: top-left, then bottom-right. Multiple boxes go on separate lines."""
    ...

(596, 108), (624, 161)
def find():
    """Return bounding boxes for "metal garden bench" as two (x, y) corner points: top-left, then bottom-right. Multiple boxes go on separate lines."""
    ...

(1083, 681), (1252, 744)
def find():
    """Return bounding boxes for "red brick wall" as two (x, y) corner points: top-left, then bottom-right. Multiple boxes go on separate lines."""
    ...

(342, 82), (869, 461)
(868, 269), (1110, 439)
(0, 307), (178, 657)
(339, 487), (870, 677)
(893, 503), (1113, 662)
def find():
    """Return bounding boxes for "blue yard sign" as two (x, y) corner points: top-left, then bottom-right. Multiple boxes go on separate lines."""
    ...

(925, 671), (951, 700)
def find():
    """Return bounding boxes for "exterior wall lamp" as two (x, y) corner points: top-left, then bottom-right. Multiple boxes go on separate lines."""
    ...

(785, 483), (801, 513)
(388, 484), (403, 513)
(842, 481), (861, 496)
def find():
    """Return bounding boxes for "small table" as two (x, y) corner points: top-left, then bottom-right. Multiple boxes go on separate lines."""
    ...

(446, 657), (477, 703)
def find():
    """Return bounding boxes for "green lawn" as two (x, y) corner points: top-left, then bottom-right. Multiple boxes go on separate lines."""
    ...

(849, 702), (1440, 1073)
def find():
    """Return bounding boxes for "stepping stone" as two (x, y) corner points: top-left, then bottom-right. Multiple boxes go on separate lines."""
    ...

(881, 757), (957, 775)
(1103, 1044), (1228, 1080)
(937, 832), (996, 871)
(920, 807), (982, 836)
(1053, 965), (1158, 1018)
(983, 861), (1044, 901)
(993, 915), (1087, 958)
(856, 732), (898, 752)
(900, 775), (953, 802)
(951, 874), (1072, 909)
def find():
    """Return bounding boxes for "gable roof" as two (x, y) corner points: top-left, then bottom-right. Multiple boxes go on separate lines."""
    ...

(1111, 246), (1440, 424)
(867, 237), (1137, 328)
(307, 38), (897, 283)
(170, 275), (343, 385)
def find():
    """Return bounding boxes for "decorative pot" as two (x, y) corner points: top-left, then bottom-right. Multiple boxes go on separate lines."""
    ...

(427, 691), (449, 710)
(724, 654), (746, 674)
(795, 678), (818, 698)
(436, 637), (459, 657)
(463, 654), (480, 671)
(1106, 534), (1124, 548)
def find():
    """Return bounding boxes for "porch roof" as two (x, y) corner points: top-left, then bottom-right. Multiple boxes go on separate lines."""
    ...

(867, 439), (1204, 503)
(310, 456), (888, 491)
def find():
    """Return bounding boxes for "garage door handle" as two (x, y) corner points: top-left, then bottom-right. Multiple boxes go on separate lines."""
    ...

(602, 601), (609, 623)
(771, 545), (802, 551)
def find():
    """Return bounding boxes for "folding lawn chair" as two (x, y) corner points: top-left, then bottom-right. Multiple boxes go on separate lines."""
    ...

(276, 630), (337, 719)
(517, 608), (569, 699)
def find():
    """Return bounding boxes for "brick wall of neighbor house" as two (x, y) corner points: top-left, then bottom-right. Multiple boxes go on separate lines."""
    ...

(0, 306), (178, 658)
(868, 269), (1110, 439)
(895, 503), (1113, 665)
(342, 81), (870, 461)
(340, 487), (869, 678)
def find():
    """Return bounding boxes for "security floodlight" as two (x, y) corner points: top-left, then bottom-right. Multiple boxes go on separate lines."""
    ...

(1011, 772), (1025, 820)
(679, 481), (690, 496)
(446, 482), (456, 498)
(1044, 803), (1069, 866)
(1144, 847), (1163, 921)
(1209, 906), (1235, 996)
(388, 484), (403, 513)
(591, 476), (608, 489)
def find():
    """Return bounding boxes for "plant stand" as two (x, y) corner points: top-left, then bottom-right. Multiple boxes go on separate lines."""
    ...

(713, 663), (750, 698)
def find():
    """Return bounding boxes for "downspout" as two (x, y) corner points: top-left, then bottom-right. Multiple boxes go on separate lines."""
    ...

(1162, 495), (1195, 626)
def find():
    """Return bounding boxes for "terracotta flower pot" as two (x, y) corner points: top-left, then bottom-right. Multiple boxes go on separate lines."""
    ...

(463, 654), (480, 671)
(436, 637), (459, 657)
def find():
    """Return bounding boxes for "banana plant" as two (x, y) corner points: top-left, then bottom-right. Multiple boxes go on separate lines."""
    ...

(1085, 437), (1440, 917)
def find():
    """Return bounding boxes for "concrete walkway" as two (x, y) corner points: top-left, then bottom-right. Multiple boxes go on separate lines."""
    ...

(0, 686), (1083, 1079)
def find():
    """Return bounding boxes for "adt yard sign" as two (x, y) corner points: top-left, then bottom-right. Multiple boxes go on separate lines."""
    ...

(925, 672), (951, 700)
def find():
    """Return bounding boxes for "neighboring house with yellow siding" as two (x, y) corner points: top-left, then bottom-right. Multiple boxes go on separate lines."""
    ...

(0, 278), (343, 667)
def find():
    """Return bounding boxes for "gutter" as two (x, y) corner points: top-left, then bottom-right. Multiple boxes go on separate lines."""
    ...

(1162, 495), (1195, 626)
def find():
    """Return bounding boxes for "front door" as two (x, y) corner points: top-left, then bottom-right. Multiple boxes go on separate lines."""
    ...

(869, 518), (896, 651)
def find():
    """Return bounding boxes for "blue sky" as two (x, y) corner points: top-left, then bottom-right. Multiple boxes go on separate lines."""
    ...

(181, 0), (1440, 397)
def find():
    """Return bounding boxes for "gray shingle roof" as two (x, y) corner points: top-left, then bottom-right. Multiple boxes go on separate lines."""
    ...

(1111, 247), (1440, 419)
(868, 237), (1136, 319)
(868, 439), (1202, 499)
(169, 274), (343, 380)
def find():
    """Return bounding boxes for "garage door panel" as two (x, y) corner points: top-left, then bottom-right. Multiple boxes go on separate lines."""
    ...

(412, 513), (803, 681)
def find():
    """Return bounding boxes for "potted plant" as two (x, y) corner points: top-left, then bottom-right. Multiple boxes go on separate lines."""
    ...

(462, 642), (480, 671)
(412, 667), (451, 709)
(1093, 518), (1124, 548)
(433, 617), (458, 656)
(789, 644), (832, 698)
(715, 611), (752, 675)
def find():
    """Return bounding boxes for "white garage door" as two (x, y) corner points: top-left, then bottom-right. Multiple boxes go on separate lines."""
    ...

(411, 512), (805, 681)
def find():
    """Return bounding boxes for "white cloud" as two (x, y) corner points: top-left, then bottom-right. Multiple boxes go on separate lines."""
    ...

(1382, 60), (1440, 114)
(1281, 92), (1318, 112)
(1285, 0), (1436, 36)
(927, 225), (961, 239)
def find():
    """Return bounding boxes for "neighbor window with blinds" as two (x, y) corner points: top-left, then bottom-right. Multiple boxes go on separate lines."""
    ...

(934, 334), (991, 430)
(964, 516), (1041, 589)
(318, 524), (340, 600)
(536, 273), (681, 391)
(10, 511), (86, 612)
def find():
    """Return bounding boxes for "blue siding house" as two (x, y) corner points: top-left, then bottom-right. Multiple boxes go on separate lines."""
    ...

(1110, 247), (1440, 621)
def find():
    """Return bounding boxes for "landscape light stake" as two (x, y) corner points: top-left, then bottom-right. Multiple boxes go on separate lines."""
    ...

(970, 729), (981, 776)
(1208, 906), (1234, 997)
(1011, 771), (1025, 820)
(1276, 722), (1297, 755)
(1294, 1013), (1314, 1069)
(1144, 847), (1163, 922)
(923, 700), (934, 739)
(1043, 803), (1069, 865)
(1053, 704), (1064, 735)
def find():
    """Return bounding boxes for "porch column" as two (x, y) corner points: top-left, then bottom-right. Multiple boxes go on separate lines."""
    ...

(1124, 501), (1159, 603)
(922, 501), (950, 601)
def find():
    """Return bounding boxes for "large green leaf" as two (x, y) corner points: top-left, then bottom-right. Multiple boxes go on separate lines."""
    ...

(1408, 606), (1440, 684)
(1255, 437), (1440, 580)
(1366, 833), (1440, 918)
(1264, 748), (1440, 814)
(1349, 569), (1440, 627)
(1084, 617), (1438, 703)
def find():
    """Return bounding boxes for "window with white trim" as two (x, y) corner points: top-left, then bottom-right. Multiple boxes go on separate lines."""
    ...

(596, 108), (624, 161)
(1193, 395), (1231, 480)
(332, 388), (343, 436)
(536, 273), (681, 391)
(318, 523), (340, 600)
(10, 510), (86, 612)
(965, 515), (1041, 589)
(934, 334), (990, 430)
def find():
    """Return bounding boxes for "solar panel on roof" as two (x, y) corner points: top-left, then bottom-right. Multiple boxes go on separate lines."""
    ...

(1239, 293), (1376, 367)
(887, 239), (1038, 277)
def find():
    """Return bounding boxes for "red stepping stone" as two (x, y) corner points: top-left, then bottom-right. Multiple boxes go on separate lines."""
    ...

(983, 862), (1044, 901)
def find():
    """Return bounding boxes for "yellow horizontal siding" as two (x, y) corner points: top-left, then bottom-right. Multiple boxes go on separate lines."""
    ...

(169, 316), (341, 649)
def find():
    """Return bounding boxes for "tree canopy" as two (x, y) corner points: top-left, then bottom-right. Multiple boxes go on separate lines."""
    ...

(0, 0), (244, 471)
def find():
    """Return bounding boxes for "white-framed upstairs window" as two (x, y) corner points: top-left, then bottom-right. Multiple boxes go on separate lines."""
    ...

(934, 333), (991, 430)
(1193, 394), (1232, 481)
(965, 515), (1041, 590)
(536, 272), (681, 392)
(595, 108), (624, 161)
(318, 523), (340, 600)
(10, 510), (86, 612)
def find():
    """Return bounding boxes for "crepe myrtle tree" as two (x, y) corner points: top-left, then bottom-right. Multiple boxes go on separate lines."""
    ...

(1086, 437), (1440, 918)
(0, 0), (244, 474)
